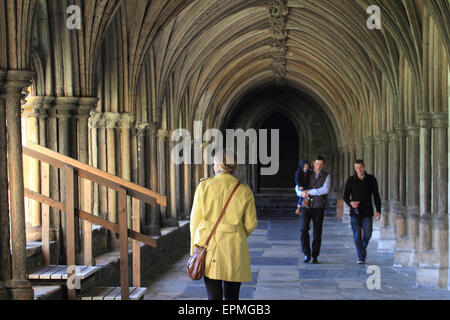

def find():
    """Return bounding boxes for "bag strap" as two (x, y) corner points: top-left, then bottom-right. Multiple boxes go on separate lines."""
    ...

(205, 181), (241, 246)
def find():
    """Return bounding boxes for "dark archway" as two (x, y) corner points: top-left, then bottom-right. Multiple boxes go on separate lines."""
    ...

(259, 112), (299, 189)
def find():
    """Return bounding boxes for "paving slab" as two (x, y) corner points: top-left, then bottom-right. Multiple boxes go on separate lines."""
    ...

(143, 217), (450, 300)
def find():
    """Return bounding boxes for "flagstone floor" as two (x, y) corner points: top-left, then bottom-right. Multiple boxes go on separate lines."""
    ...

(143, 216), (450, 300)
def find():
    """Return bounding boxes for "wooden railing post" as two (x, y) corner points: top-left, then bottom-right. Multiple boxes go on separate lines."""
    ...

(83, 178), (93, 266)
(132, 198), (141, 287)
(41, 161), (51, 265)
(118, 188), (129, 300)
(65, 165), (77, 300)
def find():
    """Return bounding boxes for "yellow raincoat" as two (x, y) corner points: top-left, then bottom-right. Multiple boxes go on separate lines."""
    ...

(190, 172), (258, 283)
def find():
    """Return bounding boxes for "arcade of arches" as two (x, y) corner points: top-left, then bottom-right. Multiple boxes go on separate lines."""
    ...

(0, 0), (449, 299)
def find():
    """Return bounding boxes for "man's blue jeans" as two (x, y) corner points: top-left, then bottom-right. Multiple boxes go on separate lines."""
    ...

(350, 216), (373, 261)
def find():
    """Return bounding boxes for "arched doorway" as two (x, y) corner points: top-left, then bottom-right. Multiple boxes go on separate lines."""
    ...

(259, 112), (299, 190)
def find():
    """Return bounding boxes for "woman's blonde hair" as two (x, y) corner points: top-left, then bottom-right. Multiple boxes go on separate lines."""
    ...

(213, 149), (238, 174)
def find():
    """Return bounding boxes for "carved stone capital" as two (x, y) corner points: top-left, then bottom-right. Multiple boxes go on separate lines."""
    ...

(50, 97), (79, 120)
(22, 96), (49, 118)
(1, 70), (34, 102)
(117, 113), (135, 130)
(418, 112), (433, 128)
(135, 122), (150, 136)
(75, 97), (99, 119)
(103, 112), (121, 129)
(157, 129), (169, 142)
(88, 111), (103, 129)
(430, 112), (448, 128)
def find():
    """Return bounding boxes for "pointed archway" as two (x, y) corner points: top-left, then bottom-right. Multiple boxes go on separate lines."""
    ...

(259, 112), (299, 190)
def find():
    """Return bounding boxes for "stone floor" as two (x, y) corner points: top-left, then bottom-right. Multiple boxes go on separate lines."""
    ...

(143, 216), (450, 300)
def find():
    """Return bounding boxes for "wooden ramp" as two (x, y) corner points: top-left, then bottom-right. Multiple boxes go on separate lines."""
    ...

(81, 287), (147, 300)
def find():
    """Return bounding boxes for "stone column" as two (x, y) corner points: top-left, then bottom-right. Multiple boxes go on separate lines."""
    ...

(395, 125), (420, 266)
(2, 70), (35, 299)
(104, 112), (121, 248)
(75, 98), (98, 265)
(52, 97), (78, 264)
(372, 136), (384, 241)
(88, 111), (103, 218)
(168, 132), (180, 221)
(135, 122), (149, 231)
(38, 97), (54, 264)
(418, 112), (448, 288)
(378, 131), (398, 252)
(339, 147), (350, 223)
(394, 126), (408, 265)
(355, 139), (364, 160)
(184, 142), (193, 220)
(418, 113), (433, 262)
(118, 113), (135, 227)
(158, 129), (177, 227)
(0, 70), (10, 299)
(22, 96), (46, 241)
(363, 136), (375, 174)
(148, 123), (161, 235)
(379, 132), (390, 209)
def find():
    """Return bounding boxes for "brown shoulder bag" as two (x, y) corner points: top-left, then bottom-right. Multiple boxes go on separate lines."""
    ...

(187, 181), (241, 280)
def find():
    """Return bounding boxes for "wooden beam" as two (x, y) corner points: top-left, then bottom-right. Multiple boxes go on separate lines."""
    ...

(118, 189), (129, 300)
(132, 198), (141, 287)
(41, 162), (51, 265)
(24, 188), (65, 212)
(65, 166), (76, 301)
(83, 178), (93, 266)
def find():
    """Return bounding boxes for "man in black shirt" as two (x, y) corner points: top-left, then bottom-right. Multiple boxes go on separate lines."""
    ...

(343, 160), (381, 264)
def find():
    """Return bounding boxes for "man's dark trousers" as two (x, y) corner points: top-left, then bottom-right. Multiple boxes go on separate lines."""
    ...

(350, 215), (373, 261)
(300, 208), (325, 258)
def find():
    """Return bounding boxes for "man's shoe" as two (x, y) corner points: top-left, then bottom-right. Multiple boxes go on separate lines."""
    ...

(357, 260), (365, 264)
(311, 257), (319, 264)
(304, 256), (311, 263)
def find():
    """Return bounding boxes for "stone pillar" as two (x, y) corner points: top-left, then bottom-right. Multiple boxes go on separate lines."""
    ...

(378, 131), (398, 252)
(418, 113), (433, 263)
(52, 97), (78, 264)
(47, 100), (59, 257)
(363, 136), (374, 174)
(104, 112), (121, 248)
(22, 96), (47, 241)
(0, 70), (11, 299)
(2, 70), (35, 299)
(118, 113), (135, 227)
(418, 112), (448, 288)
(158, 129), (177, 227)
(395, 125), (420, 266)
(355, 139), (364, 160)
(394, 126), (408, 265)
(339, 147), (350, 224)
(372, 136), (384, 241)
(76, 98), (98, 164)
(183, 142), (193, 220)
(168, 132), (180, 221)
(135, 122), (149, 231)
(148, 123), (161, 235)
(75, 98), (98, 265)
(88, 111), (103, 218)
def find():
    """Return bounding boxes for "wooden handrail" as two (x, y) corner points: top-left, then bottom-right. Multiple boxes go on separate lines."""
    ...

(22, 143), (167, 300)
(24, 188), (157, 248)
(23, 143), (166, 207)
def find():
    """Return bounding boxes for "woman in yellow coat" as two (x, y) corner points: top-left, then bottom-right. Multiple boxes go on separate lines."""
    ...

(190, 150), (258, 300)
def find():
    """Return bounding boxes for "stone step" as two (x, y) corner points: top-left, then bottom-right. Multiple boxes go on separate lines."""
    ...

(33, 285), (64, 300)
